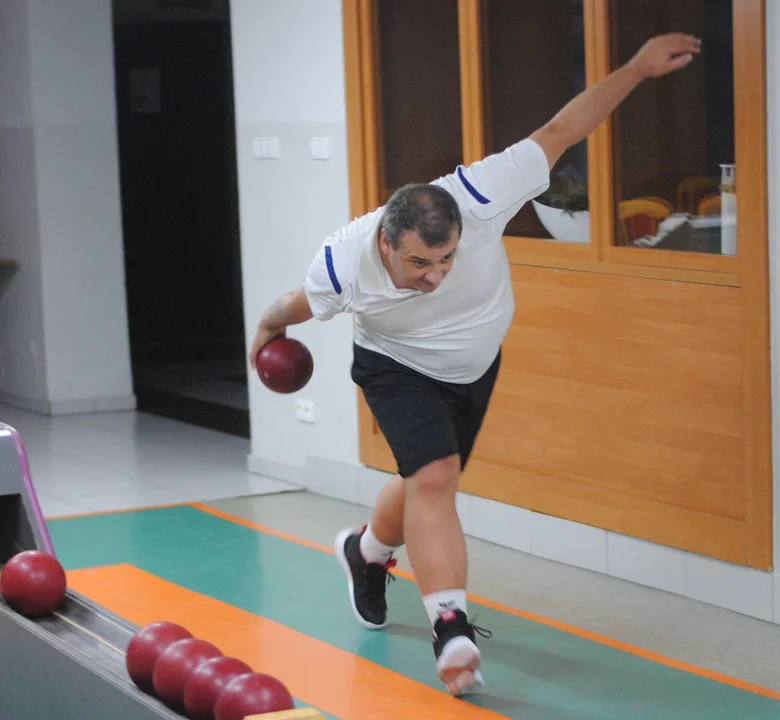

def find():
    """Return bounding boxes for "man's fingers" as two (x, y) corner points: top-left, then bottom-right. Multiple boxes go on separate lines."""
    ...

(669, 33), (701, 54)
(669, 53), (694, 71)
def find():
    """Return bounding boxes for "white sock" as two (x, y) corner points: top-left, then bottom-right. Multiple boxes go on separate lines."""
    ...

(422, 589), (467, 626)
(359, 524), (397, 564)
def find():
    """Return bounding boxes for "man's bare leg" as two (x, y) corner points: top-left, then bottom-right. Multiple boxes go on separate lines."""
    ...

(403, 455), (480, 695)
(403, 455), (465, 593)
(363, 473), (405, 548)
(335, 457), (482, 694)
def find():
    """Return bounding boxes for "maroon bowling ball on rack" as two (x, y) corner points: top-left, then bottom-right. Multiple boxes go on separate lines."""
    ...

(183, 656), (253, 720)
(152, 637), (223, 712)
(0, 550), (67, 618)
(126, 621), (194, 693)
(214, 672), (295, 720)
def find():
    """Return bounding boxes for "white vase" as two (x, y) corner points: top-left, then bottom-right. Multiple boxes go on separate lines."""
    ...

(531, 200), (590, 244)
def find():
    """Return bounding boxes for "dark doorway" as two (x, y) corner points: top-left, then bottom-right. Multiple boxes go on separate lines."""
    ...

(112, 5), (248, 437)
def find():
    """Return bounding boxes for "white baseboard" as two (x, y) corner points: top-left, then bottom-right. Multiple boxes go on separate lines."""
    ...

(0, 391), (50, 415)
(0, 391), (136, 416)
(247, 454), (305, 487)
(93, 394), (137, 412)
(257, 454), (779, 626)
(774, 574), (780, 622)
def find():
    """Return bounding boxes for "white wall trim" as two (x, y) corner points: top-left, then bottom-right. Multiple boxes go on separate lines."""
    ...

(247, 454), (305, 487)
(250, 454), (779, 625)
(0, 391), (50, 416)
(0, 391), (136, 416)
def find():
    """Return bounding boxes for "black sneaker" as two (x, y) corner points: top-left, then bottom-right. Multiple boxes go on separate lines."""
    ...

(334, 525), (396, 629)
(432, 609), (492, 695)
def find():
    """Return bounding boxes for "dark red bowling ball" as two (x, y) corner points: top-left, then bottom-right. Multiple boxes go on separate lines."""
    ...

(152, 638), (223, 711)
(183, 656), (253, 720)
(126, 621), (193, 693)
(0, 550), (67, 618)
(214, 672), (295, 720)
(256, 337), (313, 393)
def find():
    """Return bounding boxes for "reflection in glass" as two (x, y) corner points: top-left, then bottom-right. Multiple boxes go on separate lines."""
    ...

(375, 0), (462, 205)
(610, 0), (735, 255)
(481, 0), (588, 242)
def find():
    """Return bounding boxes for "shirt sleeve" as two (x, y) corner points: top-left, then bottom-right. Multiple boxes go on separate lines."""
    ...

(433, 138), (551, 225)
(304, 239), (354, 321)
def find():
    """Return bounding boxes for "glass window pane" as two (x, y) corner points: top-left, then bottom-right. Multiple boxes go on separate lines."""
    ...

(610, 0), (735, 255)
(481, 0), (588, 243)
(375, 0), (462, 204)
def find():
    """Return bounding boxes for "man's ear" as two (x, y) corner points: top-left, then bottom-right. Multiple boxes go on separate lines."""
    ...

(378, 228), (391, 255)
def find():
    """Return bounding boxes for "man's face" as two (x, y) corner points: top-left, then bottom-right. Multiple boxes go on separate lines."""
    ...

(379, 227), (459, 293)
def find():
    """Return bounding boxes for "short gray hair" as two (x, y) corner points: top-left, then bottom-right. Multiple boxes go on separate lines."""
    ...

(381, 184), (462, 250)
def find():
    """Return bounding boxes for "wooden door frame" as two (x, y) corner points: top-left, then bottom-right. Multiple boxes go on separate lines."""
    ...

(340, 0), (772, 569)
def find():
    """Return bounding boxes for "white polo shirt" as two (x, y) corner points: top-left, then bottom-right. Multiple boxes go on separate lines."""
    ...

(304, 138), (550, 384)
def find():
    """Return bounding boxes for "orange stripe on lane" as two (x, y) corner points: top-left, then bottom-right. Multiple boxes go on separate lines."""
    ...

(192, 503), (337, 556)
(67, 564), (508, 720)
(47, 502), (190, 521)
(191, 502), (780, 702)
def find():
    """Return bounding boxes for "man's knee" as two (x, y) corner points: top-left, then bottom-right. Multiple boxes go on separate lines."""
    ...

(407, 455), (461, 496)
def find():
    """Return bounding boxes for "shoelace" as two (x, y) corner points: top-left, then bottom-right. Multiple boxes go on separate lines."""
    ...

(469, 616), (493, 639)
(384, 557), (397, 585)
(363, 557), (397, 602)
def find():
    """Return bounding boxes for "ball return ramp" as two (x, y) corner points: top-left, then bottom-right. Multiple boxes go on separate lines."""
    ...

(0, 421), (180, 720)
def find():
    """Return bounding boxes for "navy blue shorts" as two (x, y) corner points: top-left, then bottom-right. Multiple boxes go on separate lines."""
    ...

(350, 343), (501, 478)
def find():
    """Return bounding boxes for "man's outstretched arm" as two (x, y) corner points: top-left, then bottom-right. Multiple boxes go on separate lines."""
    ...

(530, 33), (702, 169)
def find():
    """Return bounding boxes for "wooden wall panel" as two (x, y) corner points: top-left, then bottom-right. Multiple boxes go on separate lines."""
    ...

(458, 265), (750, 563)
(459, 456), (747, 564)
(361, 264), (753, 564)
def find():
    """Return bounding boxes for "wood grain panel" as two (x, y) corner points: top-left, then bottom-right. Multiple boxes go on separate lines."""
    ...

(458, 457), (747, 565)
(457, 0), (484, 164)
(359, 263), (754, 563)
(464, 266), (746, 531)
(733, 0), (772, 567)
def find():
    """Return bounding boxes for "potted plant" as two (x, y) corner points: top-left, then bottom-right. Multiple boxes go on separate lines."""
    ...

(531, 164), (590, 243)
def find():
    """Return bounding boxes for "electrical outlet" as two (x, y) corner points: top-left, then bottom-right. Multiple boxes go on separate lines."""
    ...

(252, 137), (280, 159)
(296, 399), (315, 423)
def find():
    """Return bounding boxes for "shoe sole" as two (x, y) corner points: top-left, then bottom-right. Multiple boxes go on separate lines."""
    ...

(436, 635), (484, 696)
(334, 526), (388, 631)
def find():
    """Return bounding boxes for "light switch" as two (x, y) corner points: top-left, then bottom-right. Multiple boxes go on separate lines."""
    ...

(309, 137), (330, 160)
(252, 137), (280, 159)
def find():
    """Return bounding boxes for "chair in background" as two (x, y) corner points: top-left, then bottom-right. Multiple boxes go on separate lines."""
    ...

(617, 197), (674, 245)
(697, 193), (721, 216)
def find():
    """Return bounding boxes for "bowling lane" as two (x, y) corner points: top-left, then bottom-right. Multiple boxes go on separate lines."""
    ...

(51, 505), (780, 720)
(68, 563), (507, 720)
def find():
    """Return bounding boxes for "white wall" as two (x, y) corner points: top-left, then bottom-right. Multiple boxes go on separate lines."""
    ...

(231, 0), (358, 473)
(0, 0), (133, 414)
(231, 0), (345, 126)
(0, 0), (48, 405)
(30, 0), (133, 410)
(234, 1), (780, 624)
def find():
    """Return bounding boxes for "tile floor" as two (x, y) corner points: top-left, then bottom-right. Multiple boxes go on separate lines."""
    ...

(0, 402), (295, 518)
